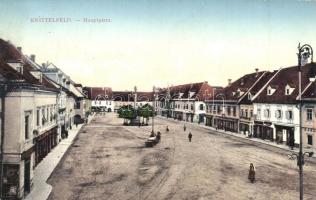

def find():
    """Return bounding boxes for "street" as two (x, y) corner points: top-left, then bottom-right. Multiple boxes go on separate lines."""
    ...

(47, 113), (316, 200)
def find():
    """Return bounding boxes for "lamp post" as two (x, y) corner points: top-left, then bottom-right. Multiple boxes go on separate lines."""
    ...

(296, 43), (314, 200)
(151, 86), (156, 136)
(212, 88), (216, 127)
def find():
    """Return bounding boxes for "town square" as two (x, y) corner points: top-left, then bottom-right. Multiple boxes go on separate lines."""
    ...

(1, 0), (316, 200)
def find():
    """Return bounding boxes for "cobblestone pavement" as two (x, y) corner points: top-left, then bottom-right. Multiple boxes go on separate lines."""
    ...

(47, 113), (316, 200)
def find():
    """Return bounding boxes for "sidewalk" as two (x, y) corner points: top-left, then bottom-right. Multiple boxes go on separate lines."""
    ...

(25, 114), (94, 200)
(157, 116), (315, 160)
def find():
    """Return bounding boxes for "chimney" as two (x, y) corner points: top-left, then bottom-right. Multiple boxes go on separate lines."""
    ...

(255, 68), (259, 75)
(42, 63), (46, 68)
(17, 47), (22, 52)
(228, 79), (232, 86)
(30, 54), (35, 62)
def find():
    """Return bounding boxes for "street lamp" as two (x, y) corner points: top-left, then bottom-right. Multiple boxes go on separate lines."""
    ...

(295, 43), (314, 200)
(151, 86), (157, 136)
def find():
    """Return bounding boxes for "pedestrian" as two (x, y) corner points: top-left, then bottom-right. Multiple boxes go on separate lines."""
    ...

(75, 121), (78, 128)
(166, 126), (169, 132)
(248, 163), (256, 183)
(188, 132), (192, 142)
(289, 136), (295, 150)
(183, 124), (186, 132)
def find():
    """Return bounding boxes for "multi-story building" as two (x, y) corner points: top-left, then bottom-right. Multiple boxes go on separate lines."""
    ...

(157, 82), (214, 123)
(0, 39), (59, 199)
(83, 87), (114, 112)
(205, 71), (267, 132)
(41, 63), (78, 137)
(237, 70), (277, 136)
(112, 91), (153, 111)
(297, 66), (316, 150)
(252, 63), (316, 147)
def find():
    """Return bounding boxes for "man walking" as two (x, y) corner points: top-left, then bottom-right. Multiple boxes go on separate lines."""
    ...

(183, 124), (186, 131)
(188, 132), (192, 142)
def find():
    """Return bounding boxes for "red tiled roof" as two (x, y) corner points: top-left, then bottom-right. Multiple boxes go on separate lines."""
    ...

(83, 87), (113, 100)
(0, 62), (24, 81)
(0, 39), (58, 90)
(158, 82), (215, 101)
(112, 91), (153, 102)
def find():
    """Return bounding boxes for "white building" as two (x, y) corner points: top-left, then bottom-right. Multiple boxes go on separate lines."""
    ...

(0, 40), (59, 199)
(252, 64), (315, 147)
(157, 82), (213, 123)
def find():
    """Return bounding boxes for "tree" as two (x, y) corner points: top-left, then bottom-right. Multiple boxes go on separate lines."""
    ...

(138, 104), (153, 125)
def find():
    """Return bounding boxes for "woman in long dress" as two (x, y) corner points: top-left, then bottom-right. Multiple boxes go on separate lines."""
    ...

(248, 163), (255, 183)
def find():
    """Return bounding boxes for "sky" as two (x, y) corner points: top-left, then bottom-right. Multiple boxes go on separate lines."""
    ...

(1, 0), (316, 91)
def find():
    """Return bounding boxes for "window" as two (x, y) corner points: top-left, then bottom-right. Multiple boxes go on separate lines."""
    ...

(42, 108), (46, 125)
(50, 108), (53, 122)
(248, 93), (252, 100)
(308, 135), (313, 145)
(25, 115), (29, 140)
(286, 88), (290, 95)
(191, 104), (194, 110)
(47, 107), (49, 122)
(250, 110), (253, 118)
(36, 109), (40, 126)
(76, 101), (81, 109)
(199, 104), (204, 111)
(240, 109), (244, 117)
(286, 110), (293, 120)
(233, 107), (236, 116)
(245, 109), (248, 118)
(217, 105), (221, 113)
(307, 108), (313, 121)
(268, 89), (271, 95)
(227, 106), (231, 115)
(275, 110), (282, 119)
(213, 105), (216, 114)
(257, 108), (261, 119)
(264, 109), (270, 118)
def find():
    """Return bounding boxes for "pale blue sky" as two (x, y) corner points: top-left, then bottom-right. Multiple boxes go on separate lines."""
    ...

(1, 0), (316, 90)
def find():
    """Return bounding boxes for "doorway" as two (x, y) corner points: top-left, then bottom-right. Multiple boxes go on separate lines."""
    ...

(24, 158), (31, 195)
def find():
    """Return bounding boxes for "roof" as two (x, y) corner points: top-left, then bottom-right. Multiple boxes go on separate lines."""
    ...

(83, 87), (113, 100)
(253, 63), (316, 104)
(112, 91), (153, 102)
(238, 71), (277, 104)
(0, 62), (25, 81)
(211, 71), (266, 102)
(0, 39), (58, 91)
(301, 80), (316, 100)
(158, 81), (215, 101)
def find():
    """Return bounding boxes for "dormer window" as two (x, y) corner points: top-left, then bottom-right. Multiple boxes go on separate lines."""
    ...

(267, 86), (276, 96)
(7, 60), (24, 74)
(248, 93), (252, 100)
(240, 78), (244, 85)
(179, 92), (184, 98)
(189, 91), (195, 98)
(285, 84), (295, 95)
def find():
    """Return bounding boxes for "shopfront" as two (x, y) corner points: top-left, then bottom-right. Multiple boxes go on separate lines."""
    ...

(254, 121), (273, 141)
(34, 126), (58, 166)
(275, 125), (295, 146)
